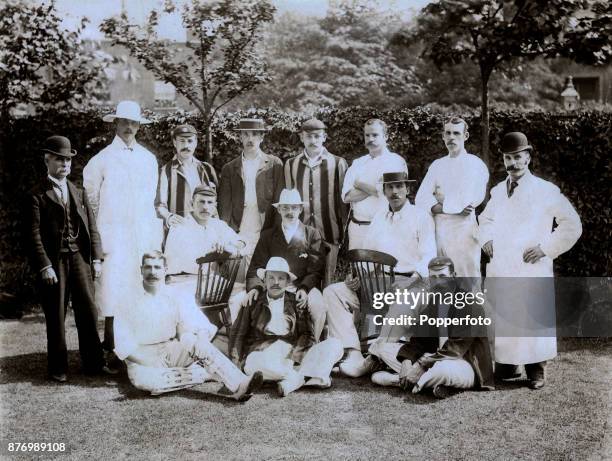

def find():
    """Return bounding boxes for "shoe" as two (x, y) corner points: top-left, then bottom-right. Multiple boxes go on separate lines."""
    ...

(340, 355), (385, 378)
(50, 373), (67, 383)
(371, 371), (400, 387)
(277, 374), (305, 397)
(102, 364), (120, 375)
(432, 384), (452, 399)
(528, 374), (545, 390)
(230, 371), (264, 401)
(494, 363), (521, 381)
(304, 376), (332, 389)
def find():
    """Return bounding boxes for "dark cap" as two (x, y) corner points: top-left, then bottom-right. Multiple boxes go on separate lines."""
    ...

(380, 171), (416, 185)
(301, 118), (326, 132)
(42, 136), (76, 158)
(192, 184), (217, 198)
(500, 132), (532, 155)
(172, 124), (197, 138)
(428, 256), (455, 272)
(233, 118), (270, 131)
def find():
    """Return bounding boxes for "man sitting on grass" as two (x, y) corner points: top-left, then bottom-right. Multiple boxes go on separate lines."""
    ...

(368, 257), (494, 398)
(114, 251), (262, 400)
(230, 257), (343, 397)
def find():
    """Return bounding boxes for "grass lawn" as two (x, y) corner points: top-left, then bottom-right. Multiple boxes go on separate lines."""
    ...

(1, 312), (610, 461)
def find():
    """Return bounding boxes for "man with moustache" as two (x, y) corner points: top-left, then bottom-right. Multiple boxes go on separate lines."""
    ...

(83, 100), (163, 361)
(415, 117), (489, 281)
(218, 118), (284, 275)
(284, 118), (348, 286)
(230, 257), (343, 396)
(234, 189), (326, 338)
(114, 251), (263, 399)
(342, 119), (408, 250)
(324, 172), (436, 377)
(479, 132), (582, 389)
(156, 124), (218, 230)
(28, 136), (108, 381)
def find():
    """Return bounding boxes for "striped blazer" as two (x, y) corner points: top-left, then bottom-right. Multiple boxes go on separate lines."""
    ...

(284, 148), (348, 245)
(155, 156), (218, 221)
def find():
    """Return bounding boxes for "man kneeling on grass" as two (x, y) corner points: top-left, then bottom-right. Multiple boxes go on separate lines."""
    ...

(114, 251), (263, 400)
(368, 257), (494, 398)
(229, 257), (343, 397)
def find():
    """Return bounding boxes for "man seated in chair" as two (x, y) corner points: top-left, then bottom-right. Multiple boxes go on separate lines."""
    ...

(368, 257), (494, 398)
(232, 189), (327, 338)
(323, 171), (436, 377)
(229, 257), (343, 397)
(114, 251), (263, 399)
(164, 185), (246, 296)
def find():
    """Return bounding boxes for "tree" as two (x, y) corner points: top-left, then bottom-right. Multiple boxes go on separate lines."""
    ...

(395, 0), (612, 163)
(0, 0), (108, 121)
(243, 1), (420, 111)
(100, 0), (275, 161)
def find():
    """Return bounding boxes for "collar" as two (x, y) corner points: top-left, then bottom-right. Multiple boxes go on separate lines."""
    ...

(241, 150), (263, 162)
(506, 169), (531, 185)
(367, 147), (390, 160)
(111, 135), (137, 151)
(302, 147), (327, 166)
(282, 220), (300, 235)
(266, 294), (285, 305)
(173, 154), (197, 167)
(48, 175), (67, 188)
(385, 201), (411, 220)
(447, 148), (467, 159)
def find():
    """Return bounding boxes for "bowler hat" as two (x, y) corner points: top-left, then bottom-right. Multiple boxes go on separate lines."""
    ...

(172, 124), (197, 138)
(102, 100), (151, 124)
(500, 132), (532, 155)
(256, 256), (297, 282)
(380, 171), (416, 185)
(233, 118), (270, 131)
(273, 189), (304, 208)
(42, 136), (76, 158)
(300, 118), (326, 131)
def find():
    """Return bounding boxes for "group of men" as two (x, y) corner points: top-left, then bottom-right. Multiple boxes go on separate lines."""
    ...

(29, 99), (582, 400)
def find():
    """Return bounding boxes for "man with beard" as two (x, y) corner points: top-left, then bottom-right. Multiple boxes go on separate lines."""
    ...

(83, 101), (163, 363)
(479, 132), (582, 389)
(114, 251), (263, 399)
(156, 124), (218, 230)
(323, 172), (436, 377)
(415, 117), (489, 282)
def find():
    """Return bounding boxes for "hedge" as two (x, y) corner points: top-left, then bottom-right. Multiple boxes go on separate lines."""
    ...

(1, 107), (610, 307)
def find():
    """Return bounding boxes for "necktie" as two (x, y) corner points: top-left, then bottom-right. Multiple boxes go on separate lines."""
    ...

(508, 180), (518, 198)
(53, 183), (67, 204)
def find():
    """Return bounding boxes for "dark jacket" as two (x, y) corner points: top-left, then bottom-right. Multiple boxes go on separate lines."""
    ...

(246, 222), (325, 293)
(29, 179), (103, 272)
(229, 291), (315, 366)
(396, 290), (494, 390)
(218, 153), (284, 232)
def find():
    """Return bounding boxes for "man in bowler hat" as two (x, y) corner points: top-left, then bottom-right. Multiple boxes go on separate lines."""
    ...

(28, 136), (109, 382)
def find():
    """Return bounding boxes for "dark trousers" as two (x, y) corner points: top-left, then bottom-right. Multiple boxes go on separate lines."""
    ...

(495, 361), (547, 379)
(41, 251), (104, 375)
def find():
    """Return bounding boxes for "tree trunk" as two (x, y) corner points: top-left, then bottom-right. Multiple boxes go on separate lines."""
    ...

(203, 123), (213, 163)
(480, 68), (491, 167)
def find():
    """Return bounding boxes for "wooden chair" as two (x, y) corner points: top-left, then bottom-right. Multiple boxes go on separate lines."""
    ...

(347, 249), (398, 350)
(195, 251), (243, 336)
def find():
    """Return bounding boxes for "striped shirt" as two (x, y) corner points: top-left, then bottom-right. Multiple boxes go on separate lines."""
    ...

(284, 148), (348, 244)
(156, 155), (218, 221)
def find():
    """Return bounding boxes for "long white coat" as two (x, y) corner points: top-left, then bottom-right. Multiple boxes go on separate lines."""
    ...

(83, 136), (163, 317)
(479, 171), (582, 364)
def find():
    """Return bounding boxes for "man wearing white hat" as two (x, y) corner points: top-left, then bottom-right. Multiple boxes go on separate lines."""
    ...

(83, 100), (163, 358)
(230, 257), (343, 396)
(218, 118), (284, 276)
(479, 132), (582, 389)
(235, 188), (327, 339)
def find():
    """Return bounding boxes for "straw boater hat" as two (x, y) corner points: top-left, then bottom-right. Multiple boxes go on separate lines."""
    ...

(233, 118), (270, 131)
(272, 189), (304, 208)
(500, 132), (532, 155)
(379, 171), (416, 185)
(42, 136), (77, 158)
(256, 257), (297, 281)
(102, 100), (151, 124)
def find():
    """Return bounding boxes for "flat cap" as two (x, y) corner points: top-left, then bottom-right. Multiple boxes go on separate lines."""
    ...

(192, 184), (217, 198)
(301, 118), (326, 132)
(428, 256), (455, 271)
(172, 124), (197, 138)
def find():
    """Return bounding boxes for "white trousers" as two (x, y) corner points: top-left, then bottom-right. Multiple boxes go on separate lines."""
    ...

(125, 337), (247, 394)
(434, 214), (481, 279)
(347, 221), (371, 251)
(230, 287), (327, 341)
(244, 338), (343, 381)
(370, 342), (475, 390)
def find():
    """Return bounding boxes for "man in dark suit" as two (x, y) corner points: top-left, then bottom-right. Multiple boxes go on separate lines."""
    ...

(235, 189), (327, 341)
(29, 135), (108, 382)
